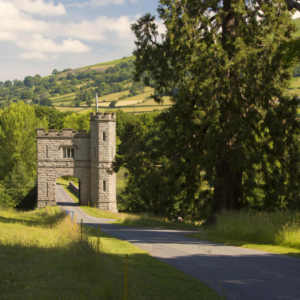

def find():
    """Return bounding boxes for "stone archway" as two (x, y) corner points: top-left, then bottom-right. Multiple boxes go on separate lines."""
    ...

(56, 175), (81, 205)
(36, 113), (118, 212)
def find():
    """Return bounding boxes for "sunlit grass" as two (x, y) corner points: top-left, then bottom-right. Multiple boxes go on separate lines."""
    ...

(190, 210), (300, 257)
(81, 206), (203, 230)
(0, 206), (220, 300)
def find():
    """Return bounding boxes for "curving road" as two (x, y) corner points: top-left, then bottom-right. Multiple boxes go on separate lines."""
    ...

(56, 185), (300, 300)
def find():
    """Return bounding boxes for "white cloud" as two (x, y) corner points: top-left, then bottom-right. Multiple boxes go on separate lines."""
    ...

(20, 51), (49, 61)
(12, 0), (67, 16)
(0, 1), (21, 18)
(51, 14), (145, 44)
(0, 2), (50, 33)
(16, 34), (91, 53)
(67, 0), (125, 7)
(1, 17), (50, 33)
(292, 10), (300, 19)
(0, 31), (17, 41)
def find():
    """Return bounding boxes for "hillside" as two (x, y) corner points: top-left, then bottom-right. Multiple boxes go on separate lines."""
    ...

(2, 20), (300, 114)
(0, 55), (172, 114)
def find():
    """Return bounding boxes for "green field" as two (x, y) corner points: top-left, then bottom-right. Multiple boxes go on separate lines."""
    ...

(293, 18), (300, 37)
(52, 86), (172, 114)
(75, 56), (134, 72)
(51, 94), (76, 102)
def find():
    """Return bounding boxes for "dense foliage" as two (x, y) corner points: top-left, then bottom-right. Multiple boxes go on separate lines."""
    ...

(113, 0), (300, 221)
(0, 102), (47, 207)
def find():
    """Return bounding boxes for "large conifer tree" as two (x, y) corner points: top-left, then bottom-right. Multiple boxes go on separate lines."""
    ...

(131, 0), (300, 220)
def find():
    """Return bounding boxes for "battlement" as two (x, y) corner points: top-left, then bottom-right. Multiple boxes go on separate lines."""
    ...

(36, 128), (90, 138)
(90, 112), (116, 122)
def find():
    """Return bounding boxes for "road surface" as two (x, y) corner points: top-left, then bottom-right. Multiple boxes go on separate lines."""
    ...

(56, 184), (300, 300)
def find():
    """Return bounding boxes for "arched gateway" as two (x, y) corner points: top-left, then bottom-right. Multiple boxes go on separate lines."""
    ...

(36, 113), (117, 212)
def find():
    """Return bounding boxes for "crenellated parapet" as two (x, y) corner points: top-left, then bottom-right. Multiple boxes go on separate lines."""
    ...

(90, 112), (116, 122)
(36, 128), (90, 138)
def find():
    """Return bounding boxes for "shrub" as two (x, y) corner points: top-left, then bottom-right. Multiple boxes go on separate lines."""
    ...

(109, 100), (118, 108)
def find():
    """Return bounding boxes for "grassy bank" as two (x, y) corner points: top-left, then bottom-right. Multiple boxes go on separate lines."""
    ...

(0, 206), (220, 300)
(190, 210), (300, 257)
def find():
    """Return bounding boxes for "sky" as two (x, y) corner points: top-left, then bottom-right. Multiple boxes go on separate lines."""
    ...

(0, 0), (300, 82)
(0, 0), (161, 82)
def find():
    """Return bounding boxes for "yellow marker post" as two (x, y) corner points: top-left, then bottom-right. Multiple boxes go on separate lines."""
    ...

(88, 201), (90, 207)
(124, 254), (128, 300)
(97, 225), (100, 261)
(81, 219), (83, 241)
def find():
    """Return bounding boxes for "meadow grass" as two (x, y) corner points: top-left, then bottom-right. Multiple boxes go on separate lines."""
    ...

(88, 56), (134, 67)
(51, 92), (76, 100)
(0, 206), (220, 300)
(293, 18), (300, 37)
(52, 95), (76, 103)
(55, 106), (87, 113)
(190, 210), (300, 257)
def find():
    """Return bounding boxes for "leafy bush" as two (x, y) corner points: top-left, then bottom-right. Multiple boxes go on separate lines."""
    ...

(109, 100), (118, 108)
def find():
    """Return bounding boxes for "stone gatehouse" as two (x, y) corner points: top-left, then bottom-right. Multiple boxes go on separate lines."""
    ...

(36, 112), (117, 212)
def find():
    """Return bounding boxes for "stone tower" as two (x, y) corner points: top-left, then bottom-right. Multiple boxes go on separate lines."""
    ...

(90, 113), (117, 211)
(36, 112), (117, 212)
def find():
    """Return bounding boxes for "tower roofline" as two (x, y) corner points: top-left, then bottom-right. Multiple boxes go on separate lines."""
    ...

(90, 112), (116, 122)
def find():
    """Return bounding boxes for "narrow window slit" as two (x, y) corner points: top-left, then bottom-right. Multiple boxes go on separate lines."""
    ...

(62, 147), (75, 158)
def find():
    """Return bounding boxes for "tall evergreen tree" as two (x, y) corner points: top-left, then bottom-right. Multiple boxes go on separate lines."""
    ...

(131, 0), (300, 221)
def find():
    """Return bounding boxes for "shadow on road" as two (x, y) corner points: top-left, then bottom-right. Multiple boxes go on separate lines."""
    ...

(57, 201), (79, 207)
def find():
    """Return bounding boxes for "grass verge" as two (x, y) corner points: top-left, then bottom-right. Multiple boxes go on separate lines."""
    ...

(0, 206), (220, 300)
(81, 206), (202, 230)
(189, 210), (300, 257)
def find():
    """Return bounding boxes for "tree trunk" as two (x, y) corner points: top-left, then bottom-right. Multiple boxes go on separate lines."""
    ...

(204, 159), (243, 225)
(202, 0), (242, 226)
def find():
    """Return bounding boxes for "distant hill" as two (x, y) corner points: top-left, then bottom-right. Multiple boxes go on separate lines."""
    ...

(0, 55), (172, 114)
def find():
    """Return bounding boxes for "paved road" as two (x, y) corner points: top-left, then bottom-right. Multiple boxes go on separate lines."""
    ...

(57, 185), (300, 300)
